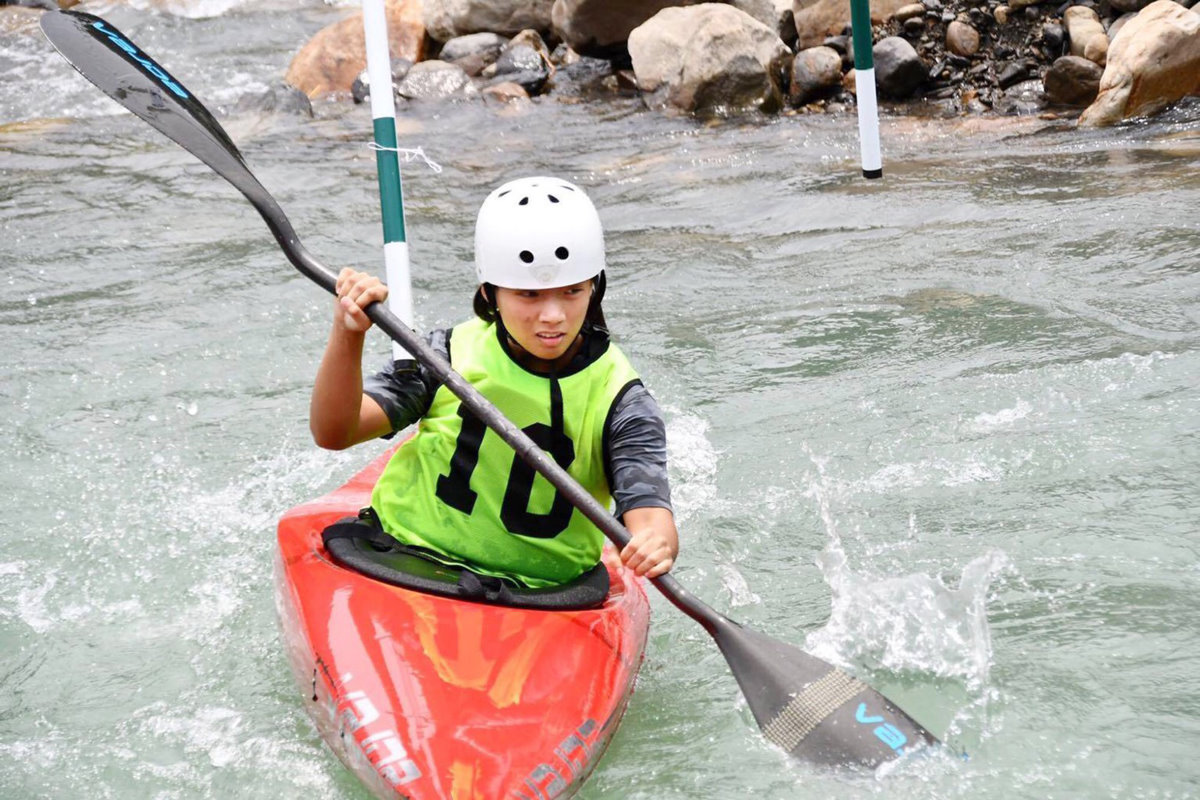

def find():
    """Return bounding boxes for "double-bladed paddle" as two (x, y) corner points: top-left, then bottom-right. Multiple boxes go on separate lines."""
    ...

(40, 8), (940, 768)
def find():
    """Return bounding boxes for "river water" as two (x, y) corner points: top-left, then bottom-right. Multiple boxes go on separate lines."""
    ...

(2, 2), (1198, 798)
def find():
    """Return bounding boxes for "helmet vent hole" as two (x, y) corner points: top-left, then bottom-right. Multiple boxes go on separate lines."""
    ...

(498, 190), (510, 197)
(519, 196), (529, 206)
(519, 250), (535, 263)
(555, 246), (569, 260)
(548, 194), (559, 203)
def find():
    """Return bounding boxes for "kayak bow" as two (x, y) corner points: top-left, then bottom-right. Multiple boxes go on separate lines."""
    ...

(275, 444), (651, 799)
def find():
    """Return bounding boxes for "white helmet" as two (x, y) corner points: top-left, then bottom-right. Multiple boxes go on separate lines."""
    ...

(474, 176), (606, 289)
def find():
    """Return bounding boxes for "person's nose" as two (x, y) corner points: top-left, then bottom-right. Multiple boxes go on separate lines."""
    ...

(539, 299), (566, 325)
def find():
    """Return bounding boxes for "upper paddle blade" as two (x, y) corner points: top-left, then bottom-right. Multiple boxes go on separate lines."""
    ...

(40, 10), (255, 190)
(712, 618), (938, 766)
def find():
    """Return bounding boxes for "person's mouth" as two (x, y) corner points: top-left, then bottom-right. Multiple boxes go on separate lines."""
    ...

(536, 332), (566, 347)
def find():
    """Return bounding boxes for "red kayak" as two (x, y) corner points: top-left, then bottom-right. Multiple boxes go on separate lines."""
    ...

(274, 443), (651, 799)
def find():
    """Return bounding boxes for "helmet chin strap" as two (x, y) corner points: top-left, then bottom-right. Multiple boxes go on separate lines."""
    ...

(583, 270), (606, 335)
(480, 282), (510, 340)
(591, 270), (607, 307)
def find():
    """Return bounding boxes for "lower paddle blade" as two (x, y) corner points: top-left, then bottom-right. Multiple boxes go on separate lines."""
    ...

(712, 619), (938, 766)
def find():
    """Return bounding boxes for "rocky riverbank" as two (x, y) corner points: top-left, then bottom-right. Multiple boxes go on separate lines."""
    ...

(7, 0), (1198, 124)
(288, 0), (1199, 125)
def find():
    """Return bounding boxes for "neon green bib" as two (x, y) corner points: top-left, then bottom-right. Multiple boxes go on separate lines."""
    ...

(371, 318), (641, 588)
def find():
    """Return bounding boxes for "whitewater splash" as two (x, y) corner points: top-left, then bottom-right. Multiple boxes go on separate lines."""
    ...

(800, 451), (1008, 691)
(118, 0), (258, 20)
(664, 407), (719, 526)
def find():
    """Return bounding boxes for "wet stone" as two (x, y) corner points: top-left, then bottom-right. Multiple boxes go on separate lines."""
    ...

(492, 44), (552, 95)
(894, 3), (928, 21)
(1042, 23), (1064, 54)
(823, 34), (849, 54)
(997, 59), (1031, 87)
(1043, 54), (1102, 105)
(440, 32), (507, 64)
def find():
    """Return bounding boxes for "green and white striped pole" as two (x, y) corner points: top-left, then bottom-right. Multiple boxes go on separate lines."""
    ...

(849, 0), (883, 179)
(362, 0), (414, 358)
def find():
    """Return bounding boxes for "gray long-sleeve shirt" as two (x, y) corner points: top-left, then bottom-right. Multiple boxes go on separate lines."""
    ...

(363, 326), (672, 517)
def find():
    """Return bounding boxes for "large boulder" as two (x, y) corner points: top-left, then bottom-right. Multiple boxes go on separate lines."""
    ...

(551, 0), (700, 58)
(1080, 0), (1200, 125)
(424, 0), (554, 42)
(286, 0), (425, 99)
(792, 0), (909, 50)
(726, 0), (777, 29)
(629, 3), (791, 115)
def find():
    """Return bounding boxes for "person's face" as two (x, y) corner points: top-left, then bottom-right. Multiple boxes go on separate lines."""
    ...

(493, 280), (593, 363)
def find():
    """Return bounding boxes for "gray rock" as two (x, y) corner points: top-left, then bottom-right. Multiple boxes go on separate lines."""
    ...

(993, 77), (1045, 114)
(492, 43), (554, 95)
(997, 59), (1031, 87)
(551, 0), (697, 58)
(440, 32), (508, 63)
(823, 33), (849, 53)
(789, 45), (844, 104)
(397, 60), (479, 100)
(424, 0), (554, 42)
(231, 84), (314, 117)
(1043, 54), (1102, 105)
(350, 59), (414, 103)
(1107, 12), (1136, 40)
(1109, 0), (1153, 11)
(727, 0), (778, 30)
(873, 36), (927, 98)
(552, 53), (616, 96)
(1042, 23), (1065, 55)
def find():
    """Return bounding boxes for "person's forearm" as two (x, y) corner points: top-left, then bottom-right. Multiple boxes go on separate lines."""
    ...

(310, 325), (368, 450)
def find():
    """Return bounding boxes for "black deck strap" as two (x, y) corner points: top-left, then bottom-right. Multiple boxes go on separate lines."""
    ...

(457, 570), (516, 604)
(321, 516), (397, 550)
(320, 512), (610, 611)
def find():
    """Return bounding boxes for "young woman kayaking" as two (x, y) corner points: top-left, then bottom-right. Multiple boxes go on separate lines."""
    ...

(309, 176), (679, 589)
